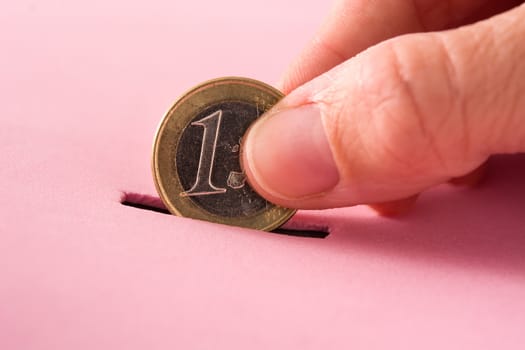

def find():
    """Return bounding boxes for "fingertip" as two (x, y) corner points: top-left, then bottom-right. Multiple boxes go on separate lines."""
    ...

(368, 195), (420, 216)
(449, 161), (488, 187)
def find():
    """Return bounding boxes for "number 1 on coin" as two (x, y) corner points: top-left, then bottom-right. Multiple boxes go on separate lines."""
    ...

(180, 110), (226, 197)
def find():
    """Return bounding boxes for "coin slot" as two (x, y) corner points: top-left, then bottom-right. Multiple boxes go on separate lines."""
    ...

(272, 227), (329, 239)
(121, 193), (171, 214)
(120, 192), (329, 238)
(121, 200), (172, 215)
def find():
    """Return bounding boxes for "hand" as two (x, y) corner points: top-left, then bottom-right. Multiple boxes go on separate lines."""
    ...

(242, 0), (525, 213)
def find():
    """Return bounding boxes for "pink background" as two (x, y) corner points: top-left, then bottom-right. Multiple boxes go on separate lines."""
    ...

(1, 1), (525, 348)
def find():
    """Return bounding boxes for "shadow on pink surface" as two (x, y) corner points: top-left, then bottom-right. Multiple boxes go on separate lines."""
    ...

(304, 154), (525, 277)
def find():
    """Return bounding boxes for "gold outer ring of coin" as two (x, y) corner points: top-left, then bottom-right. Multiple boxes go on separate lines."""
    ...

(152, 77), (296, 231)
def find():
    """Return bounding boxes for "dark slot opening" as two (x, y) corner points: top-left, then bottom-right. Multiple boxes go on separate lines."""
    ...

(121, 193), (329, 238)
(121, 200), (171, 215)
(271, 228), (329, 239)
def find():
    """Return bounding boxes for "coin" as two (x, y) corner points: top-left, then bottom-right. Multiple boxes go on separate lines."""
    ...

(152, 77), (296, 231)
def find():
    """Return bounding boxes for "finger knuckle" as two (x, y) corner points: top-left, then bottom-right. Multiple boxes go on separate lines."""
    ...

(369, 36), (469, 176)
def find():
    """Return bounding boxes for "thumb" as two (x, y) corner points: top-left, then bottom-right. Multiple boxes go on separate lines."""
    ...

(242, 5), (525, 209)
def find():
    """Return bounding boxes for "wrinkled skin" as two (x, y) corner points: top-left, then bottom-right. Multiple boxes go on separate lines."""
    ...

(242, 0), (525, 213)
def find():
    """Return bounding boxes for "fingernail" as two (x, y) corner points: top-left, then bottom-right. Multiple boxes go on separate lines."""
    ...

(243, 104), (339, 200)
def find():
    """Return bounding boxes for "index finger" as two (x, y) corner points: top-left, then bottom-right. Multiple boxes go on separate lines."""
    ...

(280, 0), (521, 93)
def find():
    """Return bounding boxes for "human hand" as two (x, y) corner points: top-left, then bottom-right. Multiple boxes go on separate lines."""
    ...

(242, 0), (525, 213)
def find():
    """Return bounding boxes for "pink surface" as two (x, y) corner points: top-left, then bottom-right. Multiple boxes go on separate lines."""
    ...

(1, 1), (525, 349)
